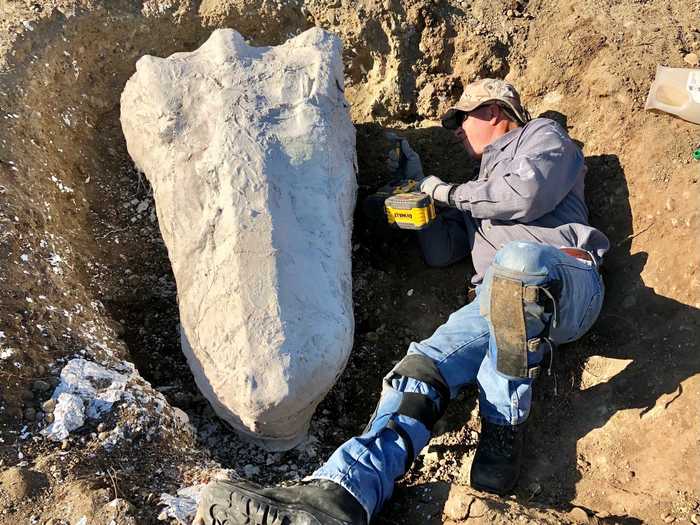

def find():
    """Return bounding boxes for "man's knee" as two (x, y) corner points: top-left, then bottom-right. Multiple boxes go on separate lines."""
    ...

(363, 354), (451, 472)
(417, 211), (469, 268)
(494, 241), (550, 276)
(380, 354), (451, 427)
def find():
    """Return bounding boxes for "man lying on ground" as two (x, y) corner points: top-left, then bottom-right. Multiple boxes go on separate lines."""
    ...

(195, 78), (610, 525)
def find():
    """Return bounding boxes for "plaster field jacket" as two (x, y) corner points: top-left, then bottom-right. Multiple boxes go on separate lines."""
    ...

(450, 118), (610, 283)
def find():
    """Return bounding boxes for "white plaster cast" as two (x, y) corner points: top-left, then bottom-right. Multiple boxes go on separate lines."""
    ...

(120, 28), (356, 449)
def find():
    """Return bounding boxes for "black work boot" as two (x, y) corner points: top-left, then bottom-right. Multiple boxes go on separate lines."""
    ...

(469, 419), (526, 495)
(195, 478), (367, 525)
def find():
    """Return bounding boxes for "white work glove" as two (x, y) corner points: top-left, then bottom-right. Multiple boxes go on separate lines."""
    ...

(385, 132), (424, 182)
(420, 175), (455, 205)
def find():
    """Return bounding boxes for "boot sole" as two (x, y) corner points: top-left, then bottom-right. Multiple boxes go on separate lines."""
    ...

(469, 477), (516, 496)
(470, 465), (520, 496)
(198, 480), (351, 525)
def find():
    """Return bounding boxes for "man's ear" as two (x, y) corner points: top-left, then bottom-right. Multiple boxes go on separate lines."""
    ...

(487, 103), (501, 124)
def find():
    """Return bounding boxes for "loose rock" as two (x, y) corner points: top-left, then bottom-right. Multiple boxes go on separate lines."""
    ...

(0, 467), (48, 500)
(684, 53), (699, 66)
(243, 464), (261, 478)
(469, 498), (488, 518)
(443, 487), (473, 520)
(569, 506), (590, 523)
(32, 379), (50, 393)
(171, 407), (190, 426)
(20, 389), (34, 402)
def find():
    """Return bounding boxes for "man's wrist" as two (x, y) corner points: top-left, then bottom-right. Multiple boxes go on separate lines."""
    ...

(432, 181), (454, 204)
(447, 185), (457, 207)
(420, 175), (455, 205)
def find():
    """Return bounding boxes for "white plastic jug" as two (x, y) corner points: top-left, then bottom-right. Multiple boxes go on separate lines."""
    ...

(645, 65), (700, 124)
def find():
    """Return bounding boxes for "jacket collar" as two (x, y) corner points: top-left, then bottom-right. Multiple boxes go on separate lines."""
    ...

(482, 124), (524, 155)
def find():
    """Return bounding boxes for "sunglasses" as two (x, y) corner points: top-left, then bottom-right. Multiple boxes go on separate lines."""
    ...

(453, 104), (522, 128)
(454, 110), (468, 127)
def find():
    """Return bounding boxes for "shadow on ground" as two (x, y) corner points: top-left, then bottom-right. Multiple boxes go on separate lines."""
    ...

(351, 118), (698, 524)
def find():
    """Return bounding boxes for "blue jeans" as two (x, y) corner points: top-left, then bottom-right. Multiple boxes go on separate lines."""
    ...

(310, 241), (604, 522)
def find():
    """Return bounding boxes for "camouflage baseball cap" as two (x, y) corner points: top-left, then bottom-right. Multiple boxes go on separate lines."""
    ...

(442, 78), (531, 129)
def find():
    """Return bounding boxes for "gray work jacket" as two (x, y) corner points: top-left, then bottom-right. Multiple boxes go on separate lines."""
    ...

(441, 118), (610, 283)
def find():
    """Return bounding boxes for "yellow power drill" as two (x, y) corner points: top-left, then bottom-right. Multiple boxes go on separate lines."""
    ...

(362, 138), (437, 231)
(384, 189), (436, 230)
(363, 177), (436, 231)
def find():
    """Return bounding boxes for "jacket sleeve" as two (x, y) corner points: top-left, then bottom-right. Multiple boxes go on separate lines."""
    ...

(451, 127), (584, 222)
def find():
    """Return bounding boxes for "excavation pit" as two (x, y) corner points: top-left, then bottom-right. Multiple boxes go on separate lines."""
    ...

(1, 2), (699, 524)
(0, 6), (476, 519)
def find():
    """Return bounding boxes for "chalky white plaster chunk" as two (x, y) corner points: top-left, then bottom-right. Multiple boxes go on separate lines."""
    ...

(42, 358), (136, 441)
(42, 393), (85, 441)
(120, 28), (356, 449)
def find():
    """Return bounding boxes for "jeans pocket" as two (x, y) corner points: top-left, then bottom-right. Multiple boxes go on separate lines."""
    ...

(576, 290), (603, 336)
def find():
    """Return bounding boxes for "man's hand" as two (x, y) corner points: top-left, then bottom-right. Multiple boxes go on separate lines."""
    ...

(420, 175), (455, 206)
(385, 132), (424, 182)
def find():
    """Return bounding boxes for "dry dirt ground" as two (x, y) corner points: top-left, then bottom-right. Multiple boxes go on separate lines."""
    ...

(1, 1), (699, 524)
